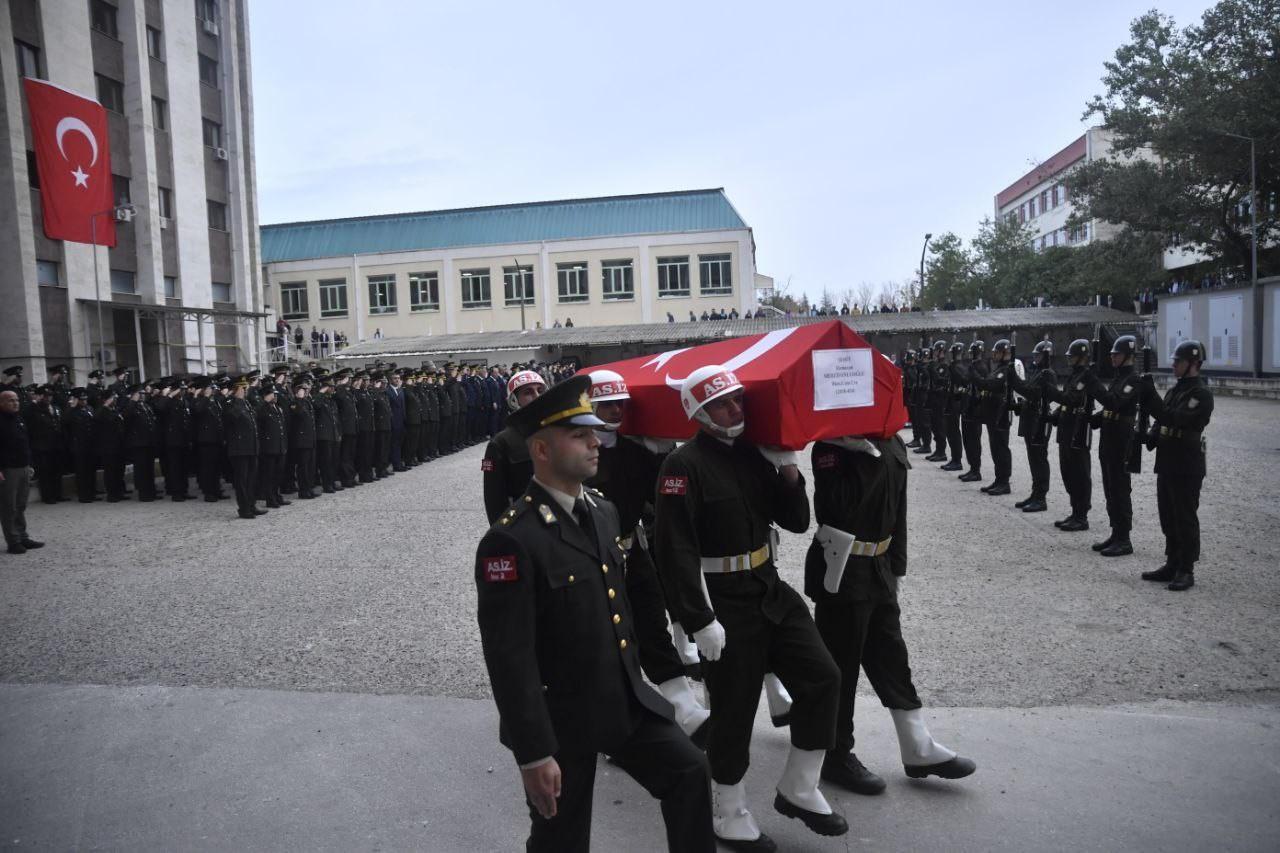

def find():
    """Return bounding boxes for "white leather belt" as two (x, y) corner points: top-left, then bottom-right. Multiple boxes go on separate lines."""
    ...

(700, 543), (772, 574)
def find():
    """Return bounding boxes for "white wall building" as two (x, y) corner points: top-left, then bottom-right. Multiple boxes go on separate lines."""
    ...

(1, 0), (262, 382)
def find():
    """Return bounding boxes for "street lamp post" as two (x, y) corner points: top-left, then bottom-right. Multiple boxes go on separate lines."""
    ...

(918, 233), (932, 307)
(1213, 130), (1261, 377)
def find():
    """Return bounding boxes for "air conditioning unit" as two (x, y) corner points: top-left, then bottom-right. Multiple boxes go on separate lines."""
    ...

(213, 147), (228, 161)
(202, 19), (219, 36)
(159, 216), (170, 230)
(114, 207), (135, 223)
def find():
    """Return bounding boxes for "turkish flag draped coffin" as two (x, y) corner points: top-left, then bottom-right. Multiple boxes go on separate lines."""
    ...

(584, 320), (907, 449)
(23, 78), (116, 246)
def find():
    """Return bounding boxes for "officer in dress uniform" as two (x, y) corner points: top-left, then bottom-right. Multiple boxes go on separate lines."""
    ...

(86, 370), (106, 407)
(1008, 340), (1054, 513)
(806, 434), (976, 796)
(225, 376), (263, 519)
(474, 374), (714, 853)
(24, 385), (65, 504)
(655, 365), (845, 851)
(354, 373), (377, 483)
(313, 379), (342, 493)
(122, 384), (157, 501)
(65, 388), (98, 502)
(1083, 335), (1142, 557)
(1040, 339), (1093, 531)
(482, 370), (547, 524)
(289, 378), (318, 499)
(108, 367), (130, 400)
(958, 341), (987, 482)
(334, 370), (359, 487)
(974, 339), (1018, 496)
(1138, 340), (1214, 591)
(192, 377), (226, 502)
(94, 388), (127, 501)
(3, 366), (28, 408)
(255, 383), (288, 508)
(401, 371), (421, 467)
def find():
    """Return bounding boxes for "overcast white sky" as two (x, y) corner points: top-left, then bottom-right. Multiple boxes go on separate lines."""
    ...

(248, 0), (1214, 302)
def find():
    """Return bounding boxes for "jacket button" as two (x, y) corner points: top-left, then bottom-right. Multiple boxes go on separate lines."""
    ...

(524, 496), (532, 503)
(607, 588), (615, 599)
(612, 614), (621, 624)
(600, 563), (608, 572)
(568, 575), (574, 583)
(619, 639), (627, 649)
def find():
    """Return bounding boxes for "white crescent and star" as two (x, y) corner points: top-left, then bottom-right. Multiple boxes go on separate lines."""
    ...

(647, 327), (801, 389)
(54, 116), (99, 189)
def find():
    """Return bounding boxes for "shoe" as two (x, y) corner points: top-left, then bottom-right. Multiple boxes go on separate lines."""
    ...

(925, 452), (948, 462)
(1142, 564), (1175, 582)
(171, 495), (187, 502)
(821, 751), (886, 795)
(204, 495), (220, 503)
(253, 507), (269, 515)
(393, 465), (407, 472)
(1092, 534), (1116, 552)
(237, 511), (257, 520)
(1167, 571), (1195, 591)
(323, 488), (336, 494)
(958, 471), (982, 482)
(773, 792), (848, 836)
(716, 835), (777, 853)
(940, 461), (963, 471)
(106, 496), (125, 503)
(1021, 499), (1047, 513)
(1015, 496), (1031, 508)
(139, 497), (155, 502)
(906, 438), (921, 448)
(984, 482), (1011, 496)
(905, 755), (977, 779)
(78, 497), (99, 503)
(1058, 517), (1089, 532)
(278, 499), (292, 506)
(7, 543), (26, 555)
(21, 539), (45, 550)
(1053, 516), (1072, 528)
(298, 493), (315, 500)
(266, 501), (281, 509)
(979, 483), (992, 493)
(911, 445), (933, 455)
(1100, 539), (1133, 557)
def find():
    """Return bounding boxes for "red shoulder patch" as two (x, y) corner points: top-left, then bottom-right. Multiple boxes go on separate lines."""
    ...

(659, 475), (688, 496)
(481, 458), (495, 472)
(816, 453), (838, 469)
(483, 555), (518, 582)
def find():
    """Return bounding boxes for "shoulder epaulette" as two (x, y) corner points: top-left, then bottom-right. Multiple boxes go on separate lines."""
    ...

(497, 494), (537, 527)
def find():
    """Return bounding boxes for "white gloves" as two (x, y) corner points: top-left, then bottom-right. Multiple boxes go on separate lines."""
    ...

(831, 436), (881, 457)
(758, 446), (800, 468)
(693, 619), (726, 661)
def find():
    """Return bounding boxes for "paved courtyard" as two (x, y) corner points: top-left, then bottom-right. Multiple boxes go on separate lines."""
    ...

(1, 395), (1278, 850)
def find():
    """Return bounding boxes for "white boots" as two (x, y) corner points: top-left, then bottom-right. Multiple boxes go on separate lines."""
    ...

(890, 708), (956, 765)
(763, 673), (793, 727)
(658, 676), (710, 740)
(776, 747), (833, 815)
(713, 781), (764, 843)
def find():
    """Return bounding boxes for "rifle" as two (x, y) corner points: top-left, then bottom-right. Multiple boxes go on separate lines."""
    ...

(997, 333), (1017, 428)
(1070, 338), (1101, 451)
(1031, 339), (1054, 446)
(1126, 341), (1154, 473)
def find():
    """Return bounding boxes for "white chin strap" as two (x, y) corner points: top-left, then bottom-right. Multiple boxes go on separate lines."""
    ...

(694, 408), (744, 438)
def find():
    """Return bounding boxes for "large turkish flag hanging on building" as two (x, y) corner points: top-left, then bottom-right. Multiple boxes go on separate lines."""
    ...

(23, 78), (116, 246)
(584, 320), (907, 449)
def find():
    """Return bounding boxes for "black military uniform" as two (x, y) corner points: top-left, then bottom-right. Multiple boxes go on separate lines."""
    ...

(483, 425), (534, 524)
(65, 390), (98, 502)
(314, 383), (341, 493)
(355, 378), (376, 483)
(1040, 339), (1093, 530)
(924, 342), (950, 463)
(192, 380), (226, 502)
(122, 387), (158, 501)
(25, 390), (64, 504)
(911, 349), (934, 455)
(152, 384), (192, 501)
(256, 387), (287, 507)
(475, 376), (713, 853)
(958, 341), (987, 482)
(86, 371), (106, 407)
(1083, 336), (1142, 556)
(1008, 341), (1054, 512)
(424, 376), (442, 458)
(225, 382), (262, 519)
(973, 339), (1016, 495)
(902, 352), (919, 448)
(372, 378), (393, 476)
(334, 375), (359, 487)
(2, 366), (28, 408)
(93, 391), (127, 501)
(940, 343), (966, 470)
(288, 381), (317, 499)
(403, 375), (422, 465)
(1139, 340), (1214, 590)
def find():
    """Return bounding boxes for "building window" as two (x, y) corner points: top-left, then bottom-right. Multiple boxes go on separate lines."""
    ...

(601, 260), (634, 301)
(112, 174), (130, 205)
(90, 0), (119, 38)
(658, 256), (690, 297)
(319, 279), (348, 317)
(557, 263), (588, 303)
(503, 265), (535, 306)
(278, 281), (308, 319)
(409, 272), (439, 311)
(1040, 190), (1049, 213)
(206, 200), (227, 230)
(212, 281), (233, 303)
(198, 53), (219, 88)
(368, 274), (397, 314)
(110, 269), (136, 294)
(699, 254), (732, 295)
(164, 276), (178, 298)
(15, 40), (42, 79)
(202, 118), (222, 148)
(197, 0), (218, 26)
(157, 186), (173, 219)
(36, 260), (60, 287)
(152, 97), (167, 130)
(95, 74), (124, 113)
(460, 269), (492, 309)
(26, 150), (40, 189)
(146, 26), (163, 60)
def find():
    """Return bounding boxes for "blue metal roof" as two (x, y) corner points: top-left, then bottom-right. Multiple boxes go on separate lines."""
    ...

(260, 188), (748, 264)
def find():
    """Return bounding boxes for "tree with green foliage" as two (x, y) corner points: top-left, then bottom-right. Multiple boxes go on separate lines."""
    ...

(919, 232), (974, 308)
(1064, 0), (1279, 278)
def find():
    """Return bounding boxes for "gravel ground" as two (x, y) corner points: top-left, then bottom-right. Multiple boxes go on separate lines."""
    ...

(1, 396), (1277, 708)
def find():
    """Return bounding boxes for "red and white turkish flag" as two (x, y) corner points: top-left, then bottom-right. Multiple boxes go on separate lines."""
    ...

(584, 319), (907, 449)
(23, 78), (116, 246)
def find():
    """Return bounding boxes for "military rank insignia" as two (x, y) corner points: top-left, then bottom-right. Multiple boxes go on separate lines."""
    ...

(538, 504), (557, 524)
(659, 475), (687, 495)
(483, 555), (518, 583)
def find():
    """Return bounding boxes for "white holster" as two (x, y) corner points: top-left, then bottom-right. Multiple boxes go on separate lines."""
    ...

(816, 524), (856, 593)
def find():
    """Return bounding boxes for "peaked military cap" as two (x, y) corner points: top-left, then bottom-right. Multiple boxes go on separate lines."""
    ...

(507, 374), (604, 438)
(2, 366), (22, 377)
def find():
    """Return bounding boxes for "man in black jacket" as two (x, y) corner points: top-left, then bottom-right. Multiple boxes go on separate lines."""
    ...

(288, 378), (318, 499)
(256, 384), (288, 508)
(122, 385), (158, 501)
(372, 373), (393, 477)
(94, 389), (127, 501)
(225, 377), (263, 519)
(475, 375), (713, 853)
(334, 370), (359, 487)
(65, 389), (98, 502)
(354, 373), (376, 484)
(153, 381), (192, 502)
(1040, 339), (1094, 531)
(1008, 341), (1054, 513)
(192, 377), (226, 502)
(314, 379), (341, 493)
(1083, 336), (1143, 556)
(23, 386), (64, 504)
(1, 389), (43, 554)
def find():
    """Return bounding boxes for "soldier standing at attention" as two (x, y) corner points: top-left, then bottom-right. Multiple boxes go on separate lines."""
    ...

(1040, 339), (1093, 531)
(974, 339), (1017, 496)
(313, 379), (342, 493)
(1083, 336), (1142, 557)
(902, 351), (919, 449)
(289, 378), (318, 500)
(93, 388), (127, 502)
(940, 342), (966, 472)
(122, 384), (158, 501)
(192, 377), (225, 502)
(354, 373), (376, 484)
(1008, 340), (1054, 513)
(1138, 340), (1214, 591)
(655, 365), (845, 851)
(256, 383), (288, 509)
(911, 347), (934, 456)
(924, 341), (950, 463)
(24, 386), (64, 504)
(475, 374), (714, 853)
(225, 376), (263, 520)
(482, 370), (547, 524)
(334, 370), (359, 488)
(65, 389), (98, 503)
(957, 341), (987, 483)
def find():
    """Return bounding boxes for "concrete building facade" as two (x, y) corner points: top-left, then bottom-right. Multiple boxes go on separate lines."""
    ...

(260, 189), (770, 354)
(1, 0), (263, 383)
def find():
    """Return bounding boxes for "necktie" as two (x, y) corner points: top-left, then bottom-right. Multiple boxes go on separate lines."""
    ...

(574, 497), (597, 548)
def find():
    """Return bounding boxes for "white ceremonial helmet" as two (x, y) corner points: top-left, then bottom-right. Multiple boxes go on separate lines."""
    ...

(587, 369), (631, 431)
(506, 370), (547, 412)
(680, 364), (745, 438)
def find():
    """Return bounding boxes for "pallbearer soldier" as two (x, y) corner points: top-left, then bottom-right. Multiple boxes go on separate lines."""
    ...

(334, 370), (359, 487)
(1040, 339), (1093, 531)
(1009, 340), (1054, 512)
(475, 374), (714, 853)
(974, 338), (1018, 496)
(958, 340), (987, 482)
(806, 433), (976, 796)
(940, 342), (965, 471)
(289, 377), (318, 499)
(482, 370), (547, 524)
(93, 388), (127, 502)
(1138, 340), (1214, 591)
(225, 376), (263, 519)
(122, 384), (157, 501)
(314, 379), (342, 493)
(924, 341), (950, 463)
(584, 369), (711, 745)
(1083, 335), (1142, 556)
(655, 365), (845, 850)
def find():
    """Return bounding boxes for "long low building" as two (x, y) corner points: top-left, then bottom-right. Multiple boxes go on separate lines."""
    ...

(260, 188), (772, 351)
